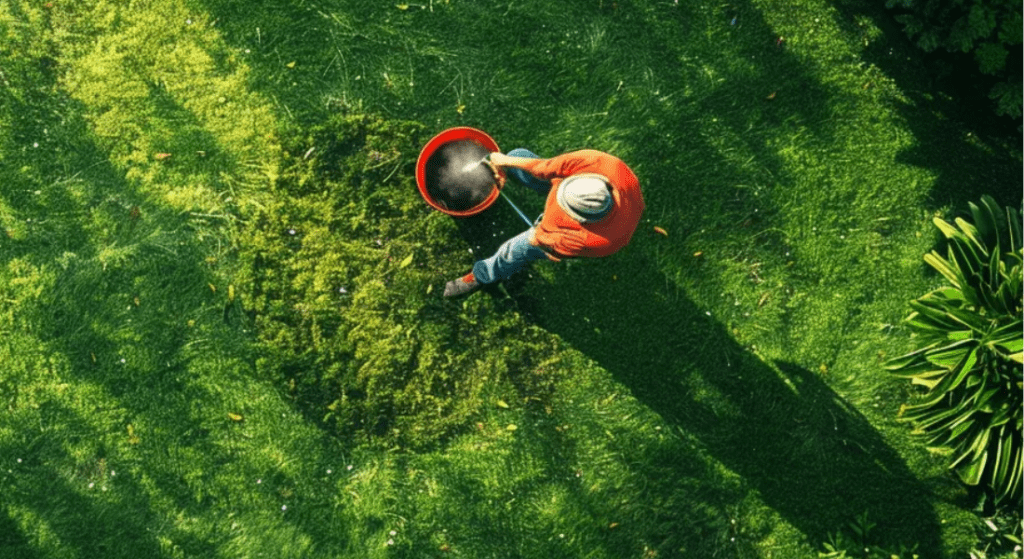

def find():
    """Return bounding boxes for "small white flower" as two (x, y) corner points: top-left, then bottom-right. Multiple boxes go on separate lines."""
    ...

(16, 458), (21, 463)
(32, 142), (39, 148)
(282, 505), (287, 511)
(88, 482), (95, 488)
(326, 469), (332, 474)
(389, 530), (397, 536)
(347, 465), (353, 471)
(257, 479), (262, 484)
(386, 539), (394, 546)
(186, 18), (193, 24)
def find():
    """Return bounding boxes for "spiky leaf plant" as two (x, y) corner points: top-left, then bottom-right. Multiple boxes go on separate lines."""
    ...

(886, 195), (1023, 506)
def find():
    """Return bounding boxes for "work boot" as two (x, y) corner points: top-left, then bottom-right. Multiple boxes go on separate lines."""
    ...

(443, 272), (481, 298)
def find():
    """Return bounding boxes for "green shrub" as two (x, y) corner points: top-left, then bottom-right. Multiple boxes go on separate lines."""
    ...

(885, 0), (1023, 119)
(819, 512), (921, 558)
(886, 195), (1022, 506)
(969, 508), (1023, 558)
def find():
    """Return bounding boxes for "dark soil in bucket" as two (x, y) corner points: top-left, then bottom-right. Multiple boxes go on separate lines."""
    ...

(424, 140), (496, 211)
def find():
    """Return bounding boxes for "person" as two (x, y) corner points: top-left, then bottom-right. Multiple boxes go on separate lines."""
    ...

(443, 147), (645, 297)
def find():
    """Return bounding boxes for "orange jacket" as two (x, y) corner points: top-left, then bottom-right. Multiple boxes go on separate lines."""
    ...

(516, 150), (644, 258)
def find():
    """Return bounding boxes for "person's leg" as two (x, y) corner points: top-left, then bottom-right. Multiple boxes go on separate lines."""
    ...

(504, 148), (552, 196)
(471, 228), (550, 284)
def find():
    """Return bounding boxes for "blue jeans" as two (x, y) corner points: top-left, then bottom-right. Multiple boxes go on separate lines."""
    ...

(472, 149), (552, 284)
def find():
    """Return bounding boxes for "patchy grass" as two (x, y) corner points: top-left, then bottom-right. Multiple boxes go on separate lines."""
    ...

(1, 0), (1020, 558)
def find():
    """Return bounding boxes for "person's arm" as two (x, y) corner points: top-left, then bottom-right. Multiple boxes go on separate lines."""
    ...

(489, 150), (602, 181)
(488, 152), (539, 169)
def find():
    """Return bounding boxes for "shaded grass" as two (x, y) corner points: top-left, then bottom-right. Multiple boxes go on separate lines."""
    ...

(1, 0), (1021, 558)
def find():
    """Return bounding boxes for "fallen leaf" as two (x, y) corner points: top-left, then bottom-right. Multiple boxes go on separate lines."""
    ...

(127, 424), (140, 444)
(229, 413), (244, 421)
(766, 91), (777, 100)
(693, 251), (703, 257)
(154, 152), (172, 160)
(653, 226), (668, 236)
(228, 284), (235, 302)
(396, 3), (410, 9)
(208, 283), (216, 293)
(496, 400), (509, 409)
(399, 253), (413, 268)
(506, 424), (517, 431)
(757, 292), (770, 307)
(286, 61), (296, 68)
(609, 522), (620, 529)
(133, 296), (141, 306)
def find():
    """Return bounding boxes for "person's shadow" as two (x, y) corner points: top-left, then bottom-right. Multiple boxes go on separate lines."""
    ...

(484, 243), (944, 555)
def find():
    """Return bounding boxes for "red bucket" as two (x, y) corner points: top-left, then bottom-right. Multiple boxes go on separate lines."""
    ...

(416, 127), (505, 217)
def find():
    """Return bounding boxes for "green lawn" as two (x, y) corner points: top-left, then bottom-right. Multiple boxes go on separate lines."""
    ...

(1, 0), (1020, 558)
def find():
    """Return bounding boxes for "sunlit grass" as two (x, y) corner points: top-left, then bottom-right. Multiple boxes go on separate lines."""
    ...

(1, 0), (1020, 557)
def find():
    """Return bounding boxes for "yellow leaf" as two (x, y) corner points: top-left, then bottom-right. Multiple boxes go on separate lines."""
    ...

(506, 424), (517, 431)
(229, 413), (244, 422)
(133, 296), (141, 306)
(693, 251), (703, 257)
(496, 400), (509, 409)
(396, 4), (409, 9)
(228, 284), (235, 302)
(208, 283), (216, 293)
(456, 103), (466, 115)
(127, 424), (140, 444)
(399, 253), (414, 268)
(653, 226), (668, 236)
(286, 61), (296, 68)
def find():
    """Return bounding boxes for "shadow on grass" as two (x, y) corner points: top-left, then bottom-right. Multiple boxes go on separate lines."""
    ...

(0, 509), (41, 559)
(411, 403), (758, 557)
(829, 0), (1022, 211)
(512, 247), (942, 555)
(0, 409), (213, 558)
(0, 61), (353, 557)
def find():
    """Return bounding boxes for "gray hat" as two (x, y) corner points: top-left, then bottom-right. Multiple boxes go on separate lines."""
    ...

(557, 174), (613, 223)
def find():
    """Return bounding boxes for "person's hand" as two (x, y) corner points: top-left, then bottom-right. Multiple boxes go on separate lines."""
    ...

(484, 154), (506, 187)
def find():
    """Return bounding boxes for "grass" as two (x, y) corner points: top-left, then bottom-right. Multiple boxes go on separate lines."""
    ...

(1, 0), (1021, 558)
